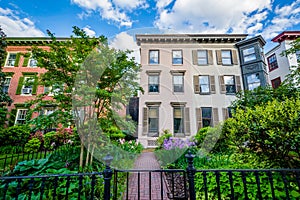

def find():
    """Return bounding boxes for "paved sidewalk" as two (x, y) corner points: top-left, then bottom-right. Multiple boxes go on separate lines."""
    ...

(123, 151), (169, 200)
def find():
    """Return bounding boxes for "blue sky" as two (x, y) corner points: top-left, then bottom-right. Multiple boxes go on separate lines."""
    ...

(0, 0), (300, 53)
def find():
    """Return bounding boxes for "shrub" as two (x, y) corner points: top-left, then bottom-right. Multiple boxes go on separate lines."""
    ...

(0, 125), (31, 147)
(24, 138), (41, 153)
(44, 131), (57, 150)
(156, 129), (172, 149)
(222, 97), (300, 168)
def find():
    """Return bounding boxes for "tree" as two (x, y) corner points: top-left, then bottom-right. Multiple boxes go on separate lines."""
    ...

(0, 26), (12, 127)
(28, 26), (142, 167)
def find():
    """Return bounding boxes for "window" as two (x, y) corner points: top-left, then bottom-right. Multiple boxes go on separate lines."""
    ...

(223, 107), (233, 120)
(197, 50), (208, 65)
(267, 54), (278, 71)
(174, 107), (184, 134)
(2, 77), (11, 93)
(148, 74), (159, 93)
(243, 47), (256, 62)
(271, 77), (281, 89)
(29, 59), (37, 67)
(21, 77), (34, 95)
(247, 73), (261, 90)
(202, 107), (212, 128)
(224, 76), (236, 94)
(149, 50), (159, 64)
(44, 83), (64, 96)
(6, 53), (17, 66)
(199, 76), (210, 94)
(148, 107), (159, 136)
(221, 50), (232, 65)
(173, 73), (184, 92)
(15, 109), (27, 125)
(172, 50), (183, 64)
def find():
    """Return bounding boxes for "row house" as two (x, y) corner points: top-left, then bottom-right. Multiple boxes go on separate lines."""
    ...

(135, 34), (267, 147)
(265, 31), (300, 88)
(2, 38), (66, 126)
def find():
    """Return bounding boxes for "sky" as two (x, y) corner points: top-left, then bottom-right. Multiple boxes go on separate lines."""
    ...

(0, 0), (300, 58)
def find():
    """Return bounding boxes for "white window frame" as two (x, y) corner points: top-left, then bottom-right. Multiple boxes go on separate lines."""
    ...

(21, 77), (34, 95)
(5, 53), (17, 67)
(148, 74), (160, 93)
(149, 50), (159, 64)
(199, 75), (210, 94)
(197, 50), (208, 65)
(2, 77), (11, 93)
(15, 109), (28, 125)
(243, 47), (256, 62)
(221, 50), (232, 65)
(173, 73), (184, 93)
(172, 50), (183, 65)
(247, 73), (261, 90)
(28, 58), (38, 67)
(224, 75), (236, 94)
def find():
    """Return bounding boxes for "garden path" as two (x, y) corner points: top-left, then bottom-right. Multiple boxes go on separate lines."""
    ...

(123, 151), (169, 200)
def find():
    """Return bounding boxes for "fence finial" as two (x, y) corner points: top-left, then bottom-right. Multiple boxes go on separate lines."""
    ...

(185, 149), (196, 200)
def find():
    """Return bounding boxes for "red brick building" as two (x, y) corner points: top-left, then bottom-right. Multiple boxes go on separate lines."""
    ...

(2, 38), (56, 126)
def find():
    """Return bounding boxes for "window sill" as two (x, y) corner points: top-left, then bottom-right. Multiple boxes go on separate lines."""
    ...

(148, 92), (160, 95)
(20, 94), (33, 96)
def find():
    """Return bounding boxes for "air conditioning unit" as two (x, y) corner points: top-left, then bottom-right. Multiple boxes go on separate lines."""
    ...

(22, 88), (32, 94)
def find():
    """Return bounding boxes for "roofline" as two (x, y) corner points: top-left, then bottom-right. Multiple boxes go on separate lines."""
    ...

(6, 37), (70, 45)
(235, 35), (266, 47)
(265, 44), (281, 56)
(135, 33), (248, 45)
(271, 31), (300, 43)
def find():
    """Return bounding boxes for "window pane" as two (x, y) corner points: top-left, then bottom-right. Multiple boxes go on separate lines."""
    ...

(197, 50), (207, 65)
(29, 59), (37, 67)
(243, 47), (255, 56)
(7, 53), (16, 66)
(149, 107), (159, 133)
(224, 76), (234, 84)
(149, 75), (159, 92)
(173, 75), (184, 92)
(202, 107), (212, 118)
(221, 50), (232, 65)
(247, 73), (261, 90)
(172, 50), (183, 64)
(149, 50), (159, 64)
(267, 54), (278, 71)
(174, 107), (184, 133)
(199, 76), (210, 94)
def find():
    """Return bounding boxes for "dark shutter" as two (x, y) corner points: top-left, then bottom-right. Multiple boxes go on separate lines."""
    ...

(32, 76), (38, 95)
(222, 108), (229, 120)
(193, 75), (200, 94)
(232, 50), (238, 65)
(196, 108), (202, 131)
(16, 77), (24, 95)
(208, 50), (213, 65)
(143, 107), (148, 135)
(216, 50), (222, 65)
(235, 76), (242, 92)
(210, 76), (216, 94)
(219, 76), (226, 94)
(14, 53), (21, 67)
(184, 107), (190, 136)
(213, 108), (219, 126)
(192, 50), (198, 65)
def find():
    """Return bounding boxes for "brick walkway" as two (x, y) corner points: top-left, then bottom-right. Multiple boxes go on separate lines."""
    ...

(123, 152), (169, 200)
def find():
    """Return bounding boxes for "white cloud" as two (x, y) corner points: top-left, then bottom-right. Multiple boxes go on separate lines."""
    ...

(0, 7), (45, 37)
(262, 0), (300, 40)
(71, 0), (137, 27)
(112, 0), (148, 10)
(154, 0), (272, 34)
(83, 26), (96, 37)
(109, 32), (140, 63)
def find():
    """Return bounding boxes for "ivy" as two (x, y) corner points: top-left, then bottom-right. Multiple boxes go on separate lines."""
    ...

(22, 53), (31, 67)
(16, 76), (24, 95)
(14, 53), (21, 67)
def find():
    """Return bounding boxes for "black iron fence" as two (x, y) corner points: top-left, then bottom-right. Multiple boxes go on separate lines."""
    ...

(1, 153), (300, 200)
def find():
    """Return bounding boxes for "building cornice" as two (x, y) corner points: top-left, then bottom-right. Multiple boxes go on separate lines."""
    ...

(6, 37), (70, 45)
(271, 31), (300, 43)
(136, 34), (248, 45)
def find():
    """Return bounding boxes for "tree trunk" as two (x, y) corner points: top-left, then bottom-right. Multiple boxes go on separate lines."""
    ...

(79, 143), (84, 169)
